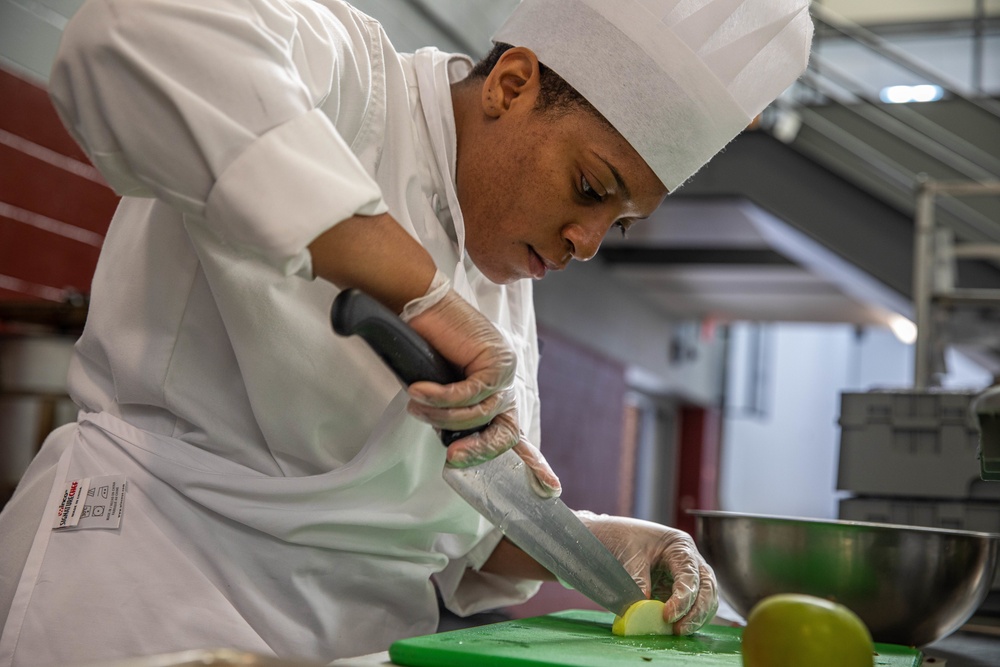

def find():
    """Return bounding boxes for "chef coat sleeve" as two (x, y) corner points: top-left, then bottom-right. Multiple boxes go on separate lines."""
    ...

(48, 0), (388, 276)
(434, 527), (543, 617)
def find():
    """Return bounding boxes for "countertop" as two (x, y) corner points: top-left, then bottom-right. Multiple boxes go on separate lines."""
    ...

(921, 625), (1000, 666)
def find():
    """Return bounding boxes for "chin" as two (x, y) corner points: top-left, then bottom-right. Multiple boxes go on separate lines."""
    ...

(466, 248), (519, 285)
(480, 267), (521, 285)
(478, 264), (525, 286)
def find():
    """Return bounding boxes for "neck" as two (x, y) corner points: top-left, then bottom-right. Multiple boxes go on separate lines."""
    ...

(450, 78), (479, 165)
(449, 79), (482, 211)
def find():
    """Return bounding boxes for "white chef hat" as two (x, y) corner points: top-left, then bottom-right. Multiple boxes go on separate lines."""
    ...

(493, 0), (813, 191)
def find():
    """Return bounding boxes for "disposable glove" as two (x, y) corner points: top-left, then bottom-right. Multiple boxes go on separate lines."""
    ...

(403, 272), (561, 498)
(576, 510), (718, 634)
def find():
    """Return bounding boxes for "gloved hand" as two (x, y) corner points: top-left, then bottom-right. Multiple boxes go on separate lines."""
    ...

(576, 510), (718, 635)
(403, 272), (561, 498)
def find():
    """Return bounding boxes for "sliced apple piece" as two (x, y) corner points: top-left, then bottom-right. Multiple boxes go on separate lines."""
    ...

(612, 599), (673, 636)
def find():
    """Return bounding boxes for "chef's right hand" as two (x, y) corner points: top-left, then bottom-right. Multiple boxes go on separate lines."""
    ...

(309, 215), (559, 496)
(403, 276), (561, 498)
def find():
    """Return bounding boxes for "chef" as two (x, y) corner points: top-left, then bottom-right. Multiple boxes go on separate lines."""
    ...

(0, 0), (812, 664)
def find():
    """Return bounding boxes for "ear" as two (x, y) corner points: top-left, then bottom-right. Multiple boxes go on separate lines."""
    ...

(481, 47), (542, 119)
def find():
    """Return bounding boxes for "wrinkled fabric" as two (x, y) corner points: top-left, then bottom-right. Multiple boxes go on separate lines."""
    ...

(0, 2), (543, 665)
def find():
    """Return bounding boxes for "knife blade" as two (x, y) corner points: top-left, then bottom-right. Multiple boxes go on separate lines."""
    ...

(330, 288), (646, 616)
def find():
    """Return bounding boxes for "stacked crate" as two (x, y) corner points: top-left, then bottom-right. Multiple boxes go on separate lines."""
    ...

(836, 390), (1000, 597)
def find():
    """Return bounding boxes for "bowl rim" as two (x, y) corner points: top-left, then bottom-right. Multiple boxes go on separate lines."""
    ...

(687, 509), (1000, 540)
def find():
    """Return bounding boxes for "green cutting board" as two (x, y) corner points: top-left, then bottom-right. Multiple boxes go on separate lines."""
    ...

(389, 610), (923, 667)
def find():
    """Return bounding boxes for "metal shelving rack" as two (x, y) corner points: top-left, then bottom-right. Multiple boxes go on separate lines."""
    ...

(911, 178), (1000, 483)
(913, 178), (1000, 390)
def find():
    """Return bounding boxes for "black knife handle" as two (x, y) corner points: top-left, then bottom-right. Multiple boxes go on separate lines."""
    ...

(330, 288), (483, 446)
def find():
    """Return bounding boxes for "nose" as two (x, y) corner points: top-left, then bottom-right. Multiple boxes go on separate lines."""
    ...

(562, 216), (610, 262)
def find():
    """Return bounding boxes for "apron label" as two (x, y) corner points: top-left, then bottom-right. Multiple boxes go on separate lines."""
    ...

(53, 477), (90, 528)
(53, 475), (126, 531)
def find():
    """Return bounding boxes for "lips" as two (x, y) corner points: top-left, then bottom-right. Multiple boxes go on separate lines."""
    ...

(527, 248), (567, 280)
(528, 248), (547, 280)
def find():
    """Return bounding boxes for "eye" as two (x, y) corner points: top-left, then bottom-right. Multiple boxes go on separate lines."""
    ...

(580, 175), (605, 203)
(613, 220), (630, 239)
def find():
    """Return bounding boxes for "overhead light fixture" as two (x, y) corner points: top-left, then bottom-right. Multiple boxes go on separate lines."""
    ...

(888, 314), (917, 345)
(879, 84), (944, 104)
(771, 108), (802, 144)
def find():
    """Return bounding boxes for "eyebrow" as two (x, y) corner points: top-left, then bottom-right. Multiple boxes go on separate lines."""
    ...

(595, 154), (632, 202)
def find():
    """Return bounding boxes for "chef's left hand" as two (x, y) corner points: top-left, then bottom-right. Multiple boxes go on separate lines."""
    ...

(575, 510), (718, 635)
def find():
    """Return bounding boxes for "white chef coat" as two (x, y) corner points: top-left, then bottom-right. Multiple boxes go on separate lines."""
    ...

(0, 0), (543, 664)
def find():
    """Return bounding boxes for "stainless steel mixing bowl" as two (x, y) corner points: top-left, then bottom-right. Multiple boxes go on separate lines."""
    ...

(690, 510), (1000, 647)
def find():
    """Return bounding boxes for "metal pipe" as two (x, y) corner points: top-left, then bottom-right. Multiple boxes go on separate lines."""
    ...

(805, 58), (1000, 179)
(810, 3), (1000, 120)
(923, 180), (1000, 197)
(913, 177), (937, 390)
(973, 0), (985, 94)
(952, 244), (1000, 260)
(773, 98), (915, 192)
(776, 82), (1000, 243)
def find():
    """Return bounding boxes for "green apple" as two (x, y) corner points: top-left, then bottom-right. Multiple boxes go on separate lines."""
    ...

(741, 593), (874, 667)
(612, 599), (673, 636)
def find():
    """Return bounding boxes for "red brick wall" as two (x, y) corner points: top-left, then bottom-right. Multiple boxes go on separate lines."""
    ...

(0, 66), (118, 303)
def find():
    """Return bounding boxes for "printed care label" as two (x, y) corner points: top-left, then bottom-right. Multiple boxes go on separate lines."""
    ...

(53, 475), (126, 530)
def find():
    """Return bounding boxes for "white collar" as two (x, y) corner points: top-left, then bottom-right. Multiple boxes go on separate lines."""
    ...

(414, 48), (472, 260)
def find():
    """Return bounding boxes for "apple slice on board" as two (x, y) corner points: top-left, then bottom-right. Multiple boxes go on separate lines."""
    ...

(611, 600), (673, 636)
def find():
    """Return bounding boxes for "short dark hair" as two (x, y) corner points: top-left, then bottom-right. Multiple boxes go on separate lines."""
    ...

(469, 42), (608, 124)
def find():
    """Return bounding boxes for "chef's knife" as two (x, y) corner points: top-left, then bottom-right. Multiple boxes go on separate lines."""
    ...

(331, 288), (646, 617)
